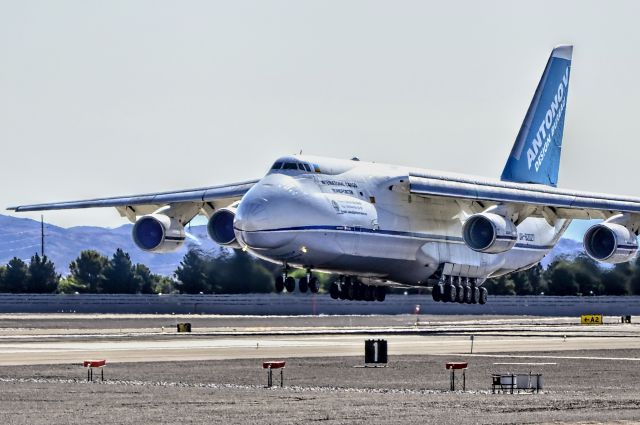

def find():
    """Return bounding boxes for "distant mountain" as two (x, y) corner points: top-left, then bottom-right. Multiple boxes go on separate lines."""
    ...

(0, 214), (586, 276)
(540, 238), (584, 267)
(0, 215), (223, 276)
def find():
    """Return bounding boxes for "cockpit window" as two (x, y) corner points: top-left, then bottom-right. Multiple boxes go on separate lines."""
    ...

(269, 159), (321, 175)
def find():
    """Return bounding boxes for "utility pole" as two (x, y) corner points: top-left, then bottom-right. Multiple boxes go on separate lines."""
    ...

(41, 215), (45, 257)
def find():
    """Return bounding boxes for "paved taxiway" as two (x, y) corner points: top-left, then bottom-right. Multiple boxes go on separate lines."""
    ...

(0, 314), (638, 365)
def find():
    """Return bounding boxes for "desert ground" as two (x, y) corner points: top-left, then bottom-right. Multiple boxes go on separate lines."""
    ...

(0, 314), (637, 424)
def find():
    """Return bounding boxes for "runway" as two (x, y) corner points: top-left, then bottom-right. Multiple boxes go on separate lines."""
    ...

(0, 314), (638, 365)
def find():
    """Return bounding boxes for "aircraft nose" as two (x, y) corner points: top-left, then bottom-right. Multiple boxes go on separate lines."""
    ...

(234, 176), (298, 250)
(234, 195), (269, 232)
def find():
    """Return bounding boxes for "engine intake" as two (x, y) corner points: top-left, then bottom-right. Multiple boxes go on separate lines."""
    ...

(132, 214), (185, 253)
(462, 213), (517, 254)
(583, 222), (638, 264)
(207, 207), (241, 248)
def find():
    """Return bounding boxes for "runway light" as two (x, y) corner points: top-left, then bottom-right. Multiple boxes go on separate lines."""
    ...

(301, 246), (308, 253)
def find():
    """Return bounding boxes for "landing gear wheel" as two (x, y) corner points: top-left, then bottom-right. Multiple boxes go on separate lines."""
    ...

(432, 283), (442, 302)
(375, 286), (386, 302)
(309, 277), (319, 293)
(347, 282), (356, 301)
(284, 276), (296, 292)
(352, 283), (361, 301)
(463, 286), (472, 304)
(365, 286), (375, 302)
(338, 282), (347, 300)
(298, 276), (308, 293)
(343, 277), (354, 300)
(275, 275), (284, 293)
(444, 284), (456, 303)
(329, 282), (339, 299)
(357, 283), (368, 301)
(441, 284), (449, 303)
(471, 286), (480, 304)
(455, 285), (465, 303)
(479, 287), (488, 305)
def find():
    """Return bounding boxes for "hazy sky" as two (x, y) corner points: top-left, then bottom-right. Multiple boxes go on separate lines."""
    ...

(2, 1), (639, 235)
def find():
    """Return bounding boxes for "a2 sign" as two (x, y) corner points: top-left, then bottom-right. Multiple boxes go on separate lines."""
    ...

(580, 314), (603, 325)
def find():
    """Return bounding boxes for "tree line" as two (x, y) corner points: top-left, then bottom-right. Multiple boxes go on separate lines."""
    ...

(484, 255), (640, 296)
(1, 248), (640, 295)
(0, 249), (172, 294)
(0, 247), (276, 294)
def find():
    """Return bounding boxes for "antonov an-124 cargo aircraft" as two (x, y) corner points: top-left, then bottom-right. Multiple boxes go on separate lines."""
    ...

(10, 46), (640, 305)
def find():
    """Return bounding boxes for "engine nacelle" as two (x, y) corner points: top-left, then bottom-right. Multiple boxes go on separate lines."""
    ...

(132, 214), (185, 253)
(207, 205), (241, 249)
(583, 222), (638, 264)
(462, 212), (517, 254)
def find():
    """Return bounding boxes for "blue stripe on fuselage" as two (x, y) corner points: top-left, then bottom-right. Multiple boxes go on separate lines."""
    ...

(236, 225), (554, 251)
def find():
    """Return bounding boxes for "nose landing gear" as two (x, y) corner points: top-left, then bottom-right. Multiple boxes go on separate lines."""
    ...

(275, 275), (285, 293)
(274, 267), (320, 294)
(298, 276), (309, 293)
(284, 276), (296, 292)
(308, 276), (319, 293)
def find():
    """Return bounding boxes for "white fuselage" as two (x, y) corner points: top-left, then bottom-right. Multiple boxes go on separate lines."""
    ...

(233, 155), (569, 287)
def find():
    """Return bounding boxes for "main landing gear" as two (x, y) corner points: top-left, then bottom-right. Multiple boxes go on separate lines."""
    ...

(431, 276), (488, 305)
(274, 269), (320, 294)
(329, 276), (386, 302)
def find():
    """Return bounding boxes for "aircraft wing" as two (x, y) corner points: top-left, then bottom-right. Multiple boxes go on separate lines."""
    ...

(8, 179), (259, 222)
(407, 172), (640, 222)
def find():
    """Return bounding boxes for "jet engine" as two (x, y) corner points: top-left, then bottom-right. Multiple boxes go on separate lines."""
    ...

(583, 222), (638, 264)
(462, 213), (517, 254)
(132, 214), (185, 252)
(207, 204), (241, 249)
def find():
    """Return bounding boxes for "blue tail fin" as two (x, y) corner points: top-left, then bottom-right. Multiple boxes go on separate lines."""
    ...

(501, 45), (572, 187)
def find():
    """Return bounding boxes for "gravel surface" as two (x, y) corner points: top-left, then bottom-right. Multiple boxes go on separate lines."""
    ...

(0, 351), (638, 424)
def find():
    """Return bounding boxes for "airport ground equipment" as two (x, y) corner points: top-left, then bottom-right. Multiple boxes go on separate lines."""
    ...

(263, 361), (286, 387)
(445, 362), (468, 391)
(621, 315), (632, 323)
(177, 323), (191, 332)
(491, 373), (543, 394)
(83, 359), (106, 382)
(364, 339), (388, 365)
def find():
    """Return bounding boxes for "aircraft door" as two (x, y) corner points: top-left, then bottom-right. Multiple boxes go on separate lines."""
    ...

(336, 224), (362, 256)
(352, 225), (362, 255)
